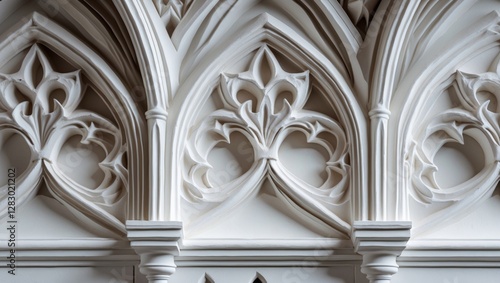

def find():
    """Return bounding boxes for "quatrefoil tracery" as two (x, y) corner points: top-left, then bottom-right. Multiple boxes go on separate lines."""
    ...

(184, 46), (350, 233)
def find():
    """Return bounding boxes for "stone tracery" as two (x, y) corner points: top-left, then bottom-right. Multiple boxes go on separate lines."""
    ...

(0, 44), (128, 234)
(183, 45), (351, 234)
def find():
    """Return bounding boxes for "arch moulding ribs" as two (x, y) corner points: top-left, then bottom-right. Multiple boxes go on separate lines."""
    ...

(114, 0), (174, 221)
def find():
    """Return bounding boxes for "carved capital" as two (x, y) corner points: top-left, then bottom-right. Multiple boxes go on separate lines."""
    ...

(352, 221), (411, 283)
(127, 221), (183, 283)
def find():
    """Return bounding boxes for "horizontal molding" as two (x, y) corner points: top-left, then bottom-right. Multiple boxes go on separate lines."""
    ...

(0, 260), (139, 268)
(181, 238), (353, 250)
(0, 238), (130, 249)
(407, 239), (500, 249)
(177, 238), (360, 267)
(4, 238), (500, 268)
(399, 239), (500, 267)
(174, 259), (362, 267)
(0, 238), (138, 267)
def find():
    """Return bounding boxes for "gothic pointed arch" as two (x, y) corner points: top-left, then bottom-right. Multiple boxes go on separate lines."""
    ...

(387, 7), (500, 233)
(0, 13), (147, 235)
(168, 12), (368, 238)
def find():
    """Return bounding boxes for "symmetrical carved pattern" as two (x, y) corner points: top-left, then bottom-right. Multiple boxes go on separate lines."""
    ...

(410, 70), (500, 204)
(153, 0), (192, 36)
(0, 45), (127, 233)
(183, 46), (350, 232)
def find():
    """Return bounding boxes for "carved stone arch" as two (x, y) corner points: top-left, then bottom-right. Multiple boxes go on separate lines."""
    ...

(0, 13), (147, 235)
(114, 0), (175, 222)
(168, 13), (368, 238)
(391, 11), (500, 234)
(169, 0), (364, 82)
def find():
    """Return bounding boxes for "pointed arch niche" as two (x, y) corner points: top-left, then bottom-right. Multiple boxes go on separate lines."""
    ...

(167, 14), (368, 244)
(181, 45), (350, 239)
(0, 13), (147, 239)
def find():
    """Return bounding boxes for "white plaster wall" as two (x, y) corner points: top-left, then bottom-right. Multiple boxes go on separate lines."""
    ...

(392, 268), (500, 283)
(0, 0), (500, 282)
(0, 266), (137, 283)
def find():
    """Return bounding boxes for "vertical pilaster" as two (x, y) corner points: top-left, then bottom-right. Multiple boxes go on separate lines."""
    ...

(114, 0), (174, 220)
(146, 108), (169, 220)
(368, 106), (391, 220)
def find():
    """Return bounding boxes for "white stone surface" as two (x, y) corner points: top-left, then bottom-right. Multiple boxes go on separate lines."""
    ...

(0, 0), (499, 282)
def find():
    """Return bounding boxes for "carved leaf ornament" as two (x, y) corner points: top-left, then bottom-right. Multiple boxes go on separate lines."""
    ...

(410, 70), (500, 204)
(184, 46), (350, 232)
(0, 45), (127, 233)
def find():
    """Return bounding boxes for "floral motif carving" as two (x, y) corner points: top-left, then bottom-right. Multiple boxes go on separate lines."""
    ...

(0, 45), (127, 233)
(410, 70), (500, 204)
(183, 46), (350, 232)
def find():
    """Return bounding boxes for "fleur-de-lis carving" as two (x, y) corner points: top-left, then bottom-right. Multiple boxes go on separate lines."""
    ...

(184, 46), (350, 234)
(0, 45), (127, 234)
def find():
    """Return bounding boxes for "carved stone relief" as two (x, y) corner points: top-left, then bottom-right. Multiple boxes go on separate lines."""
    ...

(2, 1), (500, 283)
(182, 45), (351, 237)
(0, 44), (128, 235)
(408, 60), (500, 235)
